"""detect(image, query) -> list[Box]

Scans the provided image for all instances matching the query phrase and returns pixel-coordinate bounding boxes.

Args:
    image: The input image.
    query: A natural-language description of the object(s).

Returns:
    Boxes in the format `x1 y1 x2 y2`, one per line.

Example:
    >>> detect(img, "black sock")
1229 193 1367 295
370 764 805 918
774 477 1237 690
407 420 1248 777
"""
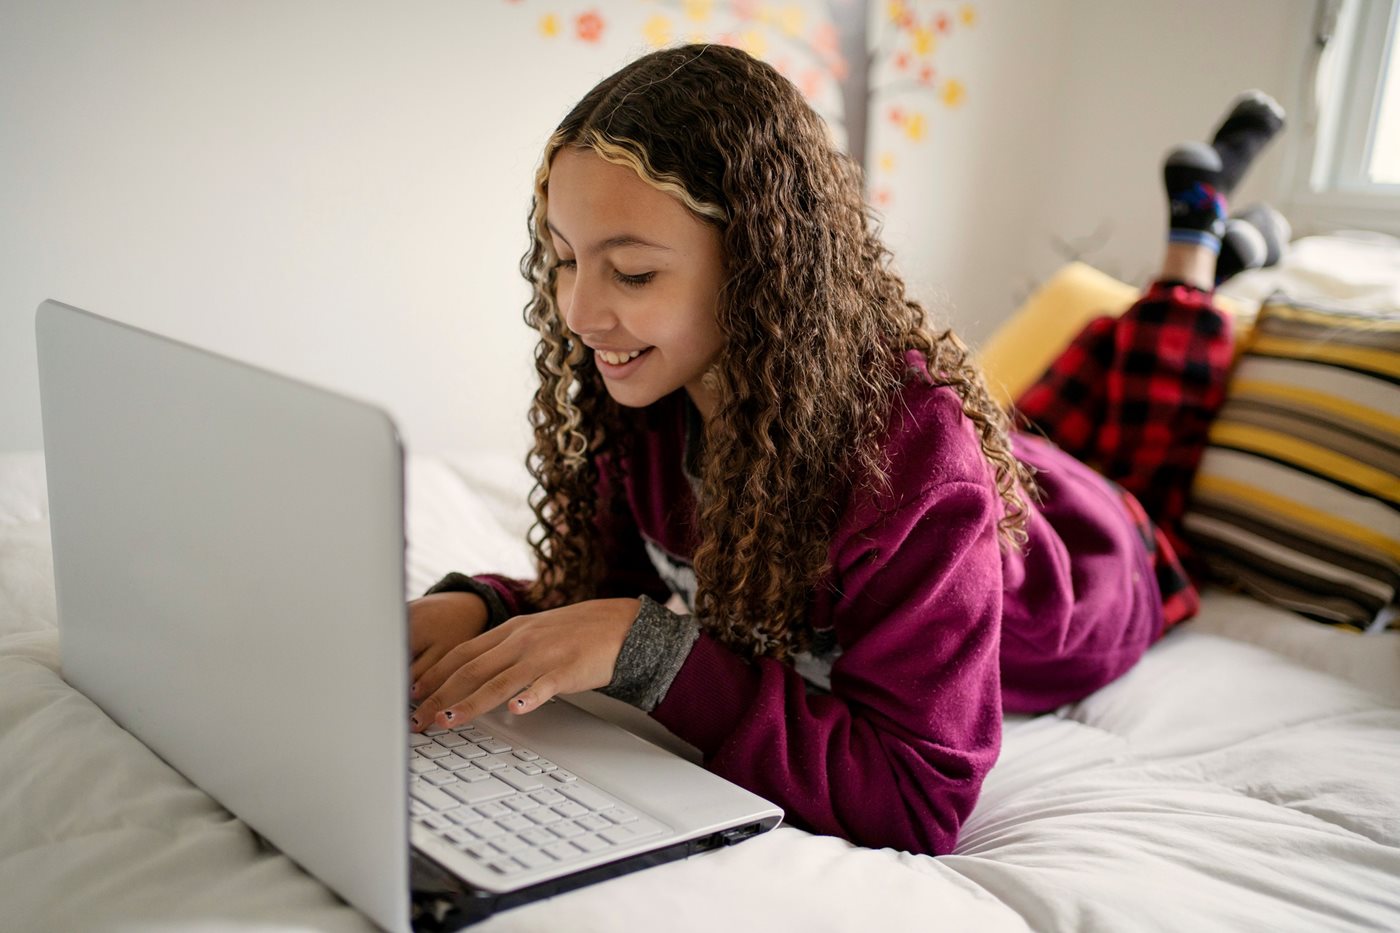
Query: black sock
1211 90 1286 197
1215 203 1292 285
1163 141 1227 253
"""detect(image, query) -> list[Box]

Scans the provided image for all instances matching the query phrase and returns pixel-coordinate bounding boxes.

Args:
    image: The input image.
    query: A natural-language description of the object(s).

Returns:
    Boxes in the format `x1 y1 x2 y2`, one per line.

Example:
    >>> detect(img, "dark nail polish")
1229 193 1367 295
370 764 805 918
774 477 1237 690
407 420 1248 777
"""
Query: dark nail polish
443 710 454 721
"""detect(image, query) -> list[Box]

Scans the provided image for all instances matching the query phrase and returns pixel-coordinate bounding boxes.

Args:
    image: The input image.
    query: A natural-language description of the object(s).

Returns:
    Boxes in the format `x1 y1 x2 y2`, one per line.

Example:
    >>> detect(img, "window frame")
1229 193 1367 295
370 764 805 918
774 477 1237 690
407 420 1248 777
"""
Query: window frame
1285 0 1400 236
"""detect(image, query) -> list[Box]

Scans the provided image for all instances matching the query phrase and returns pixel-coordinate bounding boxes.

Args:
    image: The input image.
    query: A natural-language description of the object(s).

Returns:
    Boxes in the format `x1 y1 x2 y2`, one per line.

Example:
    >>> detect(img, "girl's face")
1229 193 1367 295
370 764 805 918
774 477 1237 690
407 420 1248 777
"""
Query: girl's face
546 147 727 421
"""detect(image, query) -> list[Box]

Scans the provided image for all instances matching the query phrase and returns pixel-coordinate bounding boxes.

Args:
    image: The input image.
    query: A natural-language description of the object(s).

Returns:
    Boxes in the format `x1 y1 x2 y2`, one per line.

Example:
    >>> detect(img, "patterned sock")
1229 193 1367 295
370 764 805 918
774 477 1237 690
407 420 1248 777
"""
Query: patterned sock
1163 141 1227 253
1215 204 1292 285
1211 90 1287 197
1161 91 1286 257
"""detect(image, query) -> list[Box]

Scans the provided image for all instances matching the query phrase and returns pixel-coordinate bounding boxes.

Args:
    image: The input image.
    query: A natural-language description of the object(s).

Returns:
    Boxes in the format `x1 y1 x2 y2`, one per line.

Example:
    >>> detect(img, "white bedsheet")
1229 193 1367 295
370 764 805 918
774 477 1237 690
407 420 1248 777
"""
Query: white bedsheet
2 450 1397 932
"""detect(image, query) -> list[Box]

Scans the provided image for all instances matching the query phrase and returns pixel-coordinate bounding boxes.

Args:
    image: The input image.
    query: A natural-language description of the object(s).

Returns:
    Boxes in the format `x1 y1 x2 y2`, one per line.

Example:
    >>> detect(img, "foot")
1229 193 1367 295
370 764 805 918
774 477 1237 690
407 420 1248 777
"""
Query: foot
1210 91 1287 197
1215 203 1292 285
1161 91 1287 257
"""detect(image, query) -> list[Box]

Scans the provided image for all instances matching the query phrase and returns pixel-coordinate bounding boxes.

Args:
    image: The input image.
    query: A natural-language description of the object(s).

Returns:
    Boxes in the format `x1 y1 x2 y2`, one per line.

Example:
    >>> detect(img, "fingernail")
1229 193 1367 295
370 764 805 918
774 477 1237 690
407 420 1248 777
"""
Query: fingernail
514 697 528 710
443 710 455 721
409 715 419 728
410 681 419 697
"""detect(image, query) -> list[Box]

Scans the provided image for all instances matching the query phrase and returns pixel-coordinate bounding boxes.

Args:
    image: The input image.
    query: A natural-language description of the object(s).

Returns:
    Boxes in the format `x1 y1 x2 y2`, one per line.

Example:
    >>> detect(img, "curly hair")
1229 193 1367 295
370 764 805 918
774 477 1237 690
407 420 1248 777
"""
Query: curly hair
519 44 1036 661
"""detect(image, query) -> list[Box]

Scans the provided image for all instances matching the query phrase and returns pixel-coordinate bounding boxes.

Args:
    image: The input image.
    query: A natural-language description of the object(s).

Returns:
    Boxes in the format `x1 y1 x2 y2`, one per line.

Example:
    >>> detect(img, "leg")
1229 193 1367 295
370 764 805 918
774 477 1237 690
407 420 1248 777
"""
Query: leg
1017 92 1287 623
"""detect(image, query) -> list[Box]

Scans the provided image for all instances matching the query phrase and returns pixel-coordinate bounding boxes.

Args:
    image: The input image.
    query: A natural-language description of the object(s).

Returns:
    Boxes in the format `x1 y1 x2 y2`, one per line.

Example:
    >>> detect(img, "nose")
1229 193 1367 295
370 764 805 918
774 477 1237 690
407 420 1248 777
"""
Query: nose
558 264 614 338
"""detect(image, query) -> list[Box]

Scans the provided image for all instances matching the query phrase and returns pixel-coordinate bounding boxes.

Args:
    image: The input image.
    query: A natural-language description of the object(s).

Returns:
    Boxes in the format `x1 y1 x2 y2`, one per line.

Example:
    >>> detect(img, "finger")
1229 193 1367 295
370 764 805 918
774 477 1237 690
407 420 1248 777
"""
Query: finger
411 624 510 701
409 646 450 686
437 664 539 727
506 675 555 715
411 640 518 731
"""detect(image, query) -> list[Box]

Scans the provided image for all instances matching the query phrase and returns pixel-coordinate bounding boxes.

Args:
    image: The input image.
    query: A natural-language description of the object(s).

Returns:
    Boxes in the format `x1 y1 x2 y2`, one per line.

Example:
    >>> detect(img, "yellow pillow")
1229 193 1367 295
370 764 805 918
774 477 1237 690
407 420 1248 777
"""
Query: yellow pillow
977 262 1249 408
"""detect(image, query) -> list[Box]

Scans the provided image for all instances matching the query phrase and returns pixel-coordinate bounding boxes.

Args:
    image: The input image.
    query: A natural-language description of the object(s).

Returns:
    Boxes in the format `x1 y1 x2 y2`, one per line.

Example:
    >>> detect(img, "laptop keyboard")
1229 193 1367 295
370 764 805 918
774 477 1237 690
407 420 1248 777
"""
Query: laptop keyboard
408 718 667 878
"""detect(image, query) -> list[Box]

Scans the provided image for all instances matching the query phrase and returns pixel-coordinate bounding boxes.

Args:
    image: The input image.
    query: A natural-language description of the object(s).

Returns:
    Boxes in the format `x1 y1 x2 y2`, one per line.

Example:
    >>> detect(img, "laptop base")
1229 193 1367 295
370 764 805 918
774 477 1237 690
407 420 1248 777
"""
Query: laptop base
409 818 779 930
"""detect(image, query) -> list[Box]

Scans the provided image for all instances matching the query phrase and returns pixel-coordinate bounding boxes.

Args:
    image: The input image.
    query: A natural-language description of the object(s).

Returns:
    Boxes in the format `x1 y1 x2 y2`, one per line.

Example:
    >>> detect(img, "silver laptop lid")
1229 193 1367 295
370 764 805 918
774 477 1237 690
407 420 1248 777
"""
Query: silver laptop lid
36 300 412 932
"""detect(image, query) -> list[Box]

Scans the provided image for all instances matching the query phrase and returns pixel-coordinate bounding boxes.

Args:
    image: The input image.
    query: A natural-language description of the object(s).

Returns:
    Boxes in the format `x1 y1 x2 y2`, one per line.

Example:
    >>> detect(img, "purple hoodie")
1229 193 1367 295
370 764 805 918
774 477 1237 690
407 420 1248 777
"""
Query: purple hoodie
428 354 1162 855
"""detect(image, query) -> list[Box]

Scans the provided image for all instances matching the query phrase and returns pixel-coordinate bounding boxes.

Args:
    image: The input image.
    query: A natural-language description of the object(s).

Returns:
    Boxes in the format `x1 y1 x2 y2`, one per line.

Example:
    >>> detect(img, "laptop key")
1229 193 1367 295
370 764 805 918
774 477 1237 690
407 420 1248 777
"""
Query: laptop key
513 848 552 870
479 739 512 754
422 771 456 787
433 733 469 748
497 769 544 792
549 770 578 784
409 733 433 747
548 820 584 839
490 834 527 853
552 802 588 819
555 784 611 811
410 786 457 811
604 807 638 824
474 802 510 819
418 744 454 760
598 824 635 845
486 858 524 875
518 827 555 846
443 777 513 806
574 814 609 831
572 833 610 854
409 758 438 775
542 841 581 861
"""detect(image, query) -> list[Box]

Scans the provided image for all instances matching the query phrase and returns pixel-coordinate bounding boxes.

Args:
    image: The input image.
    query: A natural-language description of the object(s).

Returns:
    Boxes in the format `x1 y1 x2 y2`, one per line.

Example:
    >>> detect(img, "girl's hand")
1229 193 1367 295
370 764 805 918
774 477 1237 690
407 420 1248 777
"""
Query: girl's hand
408 598 641 731
408 592 492 687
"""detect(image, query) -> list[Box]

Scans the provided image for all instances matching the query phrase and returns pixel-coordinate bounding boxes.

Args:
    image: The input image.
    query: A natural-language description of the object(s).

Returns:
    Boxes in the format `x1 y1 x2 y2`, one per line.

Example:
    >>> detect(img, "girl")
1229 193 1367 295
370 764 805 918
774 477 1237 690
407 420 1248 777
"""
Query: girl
406 44 1285 856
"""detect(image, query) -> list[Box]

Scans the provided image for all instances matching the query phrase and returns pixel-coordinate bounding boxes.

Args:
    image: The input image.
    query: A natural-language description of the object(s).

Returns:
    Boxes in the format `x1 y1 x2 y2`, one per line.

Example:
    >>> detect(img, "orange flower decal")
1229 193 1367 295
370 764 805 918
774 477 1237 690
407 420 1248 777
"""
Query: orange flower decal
576 9 605 43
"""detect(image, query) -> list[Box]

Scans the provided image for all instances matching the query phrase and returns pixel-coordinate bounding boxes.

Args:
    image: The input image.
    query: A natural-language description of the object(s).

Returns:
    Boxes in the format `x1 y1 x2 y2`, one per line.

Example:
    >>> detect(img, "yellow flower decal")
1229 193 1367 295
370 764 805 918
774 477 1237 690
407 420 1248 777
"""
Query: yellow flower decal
643 14 672 47
539 13 560 37
879 151 896 173
942 79 966 108
960 4 977 27
684 0 712 23
886 0 907 24
904 112 927 141
778 5 804 36
740 29 767 58
912 27 936 56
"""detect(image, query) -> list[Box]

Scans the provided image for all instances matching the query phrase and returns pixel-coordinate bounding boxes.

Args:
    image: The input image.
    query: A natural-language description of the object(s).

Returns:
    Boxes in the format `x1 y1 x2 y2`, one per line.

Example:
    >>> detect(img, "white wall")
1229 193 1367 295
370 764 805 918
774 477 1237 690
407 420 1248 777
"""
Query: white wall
0 0 1320 458
1 0 664 458
872 0 1316 347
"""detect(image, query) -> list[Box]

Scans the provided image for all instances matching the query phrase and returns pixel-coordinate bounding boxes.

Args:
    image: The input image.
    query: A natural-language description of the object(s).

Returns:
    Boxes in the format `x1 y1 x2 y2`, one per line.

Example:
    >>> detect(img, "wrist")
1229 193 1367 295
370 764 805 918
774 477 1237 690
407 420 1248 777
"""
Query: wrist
599 594 700 712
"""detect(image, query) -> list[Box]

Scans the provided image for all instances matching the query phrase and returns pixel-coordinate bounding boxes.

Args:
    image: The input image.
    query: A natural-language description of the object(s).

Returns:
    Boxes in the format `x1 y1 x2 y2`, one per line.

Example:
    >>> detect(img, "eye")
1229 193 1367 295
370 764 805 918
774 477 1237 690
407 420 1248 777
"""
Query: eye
613 270 656 288
552 258 577 273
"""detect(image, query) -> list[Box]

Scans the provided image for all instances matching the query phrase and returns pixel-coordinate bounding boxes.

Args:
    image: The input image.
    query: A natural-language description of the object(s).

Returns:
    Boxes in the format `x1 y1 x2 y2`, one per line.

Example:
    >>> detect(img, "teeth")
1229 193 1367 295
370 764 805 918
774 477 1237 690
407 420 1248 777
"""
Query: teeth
599 348 646 365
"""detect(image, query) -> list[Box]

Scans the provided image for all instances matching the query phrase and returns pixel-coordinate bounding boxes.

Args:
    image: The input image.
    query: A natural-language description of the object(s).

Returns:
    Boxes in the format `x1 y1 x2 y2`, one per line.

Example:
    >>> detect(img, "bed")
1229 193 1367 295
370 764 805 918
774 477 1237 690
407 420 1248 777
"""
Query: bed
3 441 1398 932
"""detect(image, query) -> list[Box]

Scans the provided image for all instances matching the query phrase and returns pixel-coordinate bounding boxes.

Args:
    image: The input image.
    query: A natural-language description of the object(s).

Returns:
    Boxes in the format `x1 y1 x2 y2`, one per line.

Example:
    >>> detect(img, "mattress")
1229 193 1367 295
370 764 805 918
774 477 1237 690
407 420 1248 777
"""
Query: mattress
2 449 1397 932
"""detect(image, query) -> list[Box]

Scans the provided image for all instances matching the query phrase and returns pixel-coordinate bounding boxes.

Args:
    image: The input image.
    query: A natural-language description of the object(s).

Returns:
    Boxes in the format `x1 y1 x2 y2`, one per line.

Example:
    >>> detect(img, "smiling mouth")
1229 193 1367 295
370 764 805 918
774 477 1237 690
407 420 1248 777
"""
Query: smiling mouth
595 347 654 367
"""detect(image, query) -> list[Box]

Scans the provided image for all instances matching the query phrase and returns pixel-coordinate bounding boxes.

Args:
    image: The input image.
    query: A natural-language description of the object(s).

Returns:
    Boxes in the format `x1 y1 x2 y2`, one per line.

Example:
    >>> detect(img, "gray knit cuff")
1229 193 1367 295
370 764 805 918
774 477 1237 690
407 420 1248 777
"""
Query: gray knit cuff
422 572 512 630
601 594 701 712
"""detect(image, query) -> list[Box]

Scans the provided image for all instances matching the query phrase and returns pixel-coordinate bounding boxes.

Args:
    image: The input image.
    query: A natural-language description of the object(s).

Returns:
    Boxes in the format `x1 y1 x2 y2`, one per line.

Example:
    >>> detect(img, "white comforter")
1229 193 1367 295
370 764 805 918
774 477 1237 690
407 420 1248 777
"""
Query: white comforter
3 450 1398 932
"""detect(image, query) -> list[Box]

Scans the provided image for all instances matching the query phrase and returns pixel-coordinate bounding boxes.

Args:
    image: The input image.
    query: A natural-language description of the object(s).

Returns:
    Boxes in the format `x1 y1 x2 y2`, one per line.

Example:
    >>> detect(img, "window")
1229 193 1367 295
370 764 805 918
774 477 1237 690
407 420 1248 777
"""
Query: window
1286 0 1400 235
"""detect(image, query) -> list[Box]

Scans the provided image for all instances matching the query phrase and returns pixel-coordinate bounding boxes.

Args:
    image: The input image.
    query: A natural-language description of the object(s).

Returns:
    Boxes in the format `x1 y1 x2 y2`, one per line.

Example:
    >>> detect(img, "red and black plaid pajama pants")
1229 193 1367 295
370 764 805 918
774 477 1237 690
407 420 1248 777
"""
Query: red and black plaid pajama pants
1012 280 1236 633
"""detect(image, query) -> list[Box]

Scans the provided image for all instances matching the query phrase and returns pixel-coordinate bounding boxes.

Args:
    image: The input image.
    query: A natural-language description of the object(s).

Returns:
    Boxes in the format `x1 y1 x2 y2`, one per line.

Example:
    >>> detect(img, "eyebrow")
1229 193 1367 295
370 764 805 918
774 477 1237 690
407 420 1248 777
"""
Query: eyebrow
545 221 672 253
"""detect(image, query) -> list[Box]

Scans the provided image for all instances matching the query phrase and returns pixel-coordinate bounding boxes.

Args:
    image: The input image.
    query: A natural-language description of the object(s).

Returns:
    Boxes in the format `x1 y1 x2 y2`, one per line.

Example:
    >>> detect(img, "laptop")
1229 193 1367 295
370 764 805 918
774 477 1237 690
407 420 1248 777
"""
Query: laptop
34 298 783 932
